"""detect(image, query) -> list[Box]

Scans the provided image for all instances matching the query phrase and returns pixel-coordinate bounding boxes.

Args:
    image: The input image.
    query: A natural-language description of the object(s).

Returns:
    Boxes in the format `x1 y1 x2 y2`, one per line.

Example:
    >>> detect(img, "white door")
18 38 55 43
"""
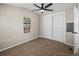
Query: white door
53 13 65 43
74 6 79 54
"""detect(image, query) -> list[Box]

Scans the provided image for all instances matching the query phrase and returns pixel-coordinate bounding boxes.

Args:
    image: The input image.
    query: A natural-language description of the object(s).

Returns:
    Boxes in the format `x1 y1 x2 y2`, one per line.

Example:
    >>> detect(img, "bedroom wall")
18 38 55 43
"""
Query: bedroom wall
40 14 53 39
0 4 40 51
65 8 74 46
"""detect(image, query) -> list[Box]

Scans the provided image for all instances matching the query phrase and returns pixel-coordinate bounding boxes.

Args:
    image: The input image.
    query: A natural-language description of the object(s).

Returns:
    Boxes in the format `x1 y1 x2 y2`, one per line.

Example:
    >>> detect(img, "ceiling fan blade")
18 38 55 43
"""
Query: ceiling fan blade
41 3 44 8
43 9 53 11
32 9 40 11
45 3 53 8
33 4 40 8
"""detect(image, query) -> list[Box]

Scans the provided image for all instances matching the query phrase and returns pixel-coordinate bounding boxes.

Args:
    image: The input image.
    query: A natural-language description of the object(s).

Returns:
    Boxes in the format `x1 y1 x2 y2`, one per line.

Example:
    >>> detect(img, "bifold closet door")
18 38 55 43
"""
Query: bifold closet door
52 13 65 43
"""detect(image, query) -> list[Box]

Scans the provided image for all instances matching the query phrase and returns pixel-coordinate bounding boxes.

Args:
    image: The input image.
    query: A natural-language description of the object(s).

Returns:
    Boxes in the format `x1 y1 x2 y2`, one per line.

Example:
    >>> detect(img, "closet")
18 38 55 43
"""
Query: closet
40 12 65 43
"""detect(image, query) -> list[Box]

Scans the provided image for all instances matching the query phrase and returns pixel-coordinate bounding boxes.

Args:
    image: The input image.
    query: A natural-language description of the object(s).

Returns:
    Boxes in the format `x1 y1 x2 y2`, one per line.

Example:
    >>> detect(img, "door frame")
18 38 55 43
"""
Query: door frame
74 5 79 54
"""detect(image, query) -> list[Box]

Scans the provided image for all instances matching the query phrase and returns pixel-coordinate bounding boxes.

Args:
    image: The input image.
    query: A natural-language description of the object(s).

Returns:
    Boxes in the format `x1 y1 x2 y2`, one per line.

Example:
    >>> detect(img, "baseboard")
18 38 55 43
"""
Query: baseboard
39 37 73 46
0 36 39 52
64 42 74 46
74 48 79 55
39 37 53 40
0 36 73 52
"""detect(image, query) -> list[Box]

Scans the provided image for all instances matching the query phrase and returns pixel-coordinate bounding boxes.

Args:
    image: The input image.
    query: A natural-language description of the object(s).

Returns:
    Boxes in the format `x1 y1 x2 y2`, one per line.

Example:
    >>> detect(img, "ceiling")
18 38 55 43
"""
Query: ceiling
6 3 77 14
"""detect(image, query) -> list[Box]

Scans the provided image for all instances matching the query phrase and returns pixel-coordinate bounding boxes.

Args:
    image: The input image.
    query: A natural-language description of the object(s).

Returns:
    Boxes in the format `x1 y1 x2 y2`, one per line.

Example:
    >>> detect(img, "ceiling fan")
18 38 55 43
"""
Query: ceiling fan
32 3 53 13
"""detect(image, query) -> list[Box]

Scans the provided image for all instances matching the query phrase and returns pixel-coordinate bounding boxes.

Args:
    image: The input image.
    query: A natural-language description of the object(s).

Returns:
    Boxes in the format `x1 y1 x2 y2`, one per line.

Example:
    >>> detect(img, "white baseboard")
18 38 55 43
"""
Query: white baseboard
0 36 39 52
64 42 74 46
77 48 79 55
74 48 79 55
40 37 74 46
0 36 73 52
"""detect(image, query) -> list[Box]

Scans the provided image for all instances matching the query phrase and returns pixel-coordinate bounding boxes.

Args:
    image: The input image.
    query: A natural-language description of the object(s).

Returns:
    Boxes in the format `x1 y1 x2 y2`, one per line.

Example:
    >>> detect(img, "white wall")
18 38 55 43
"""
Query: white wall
65 9 74 46
40 14 53 39
0 4 40 51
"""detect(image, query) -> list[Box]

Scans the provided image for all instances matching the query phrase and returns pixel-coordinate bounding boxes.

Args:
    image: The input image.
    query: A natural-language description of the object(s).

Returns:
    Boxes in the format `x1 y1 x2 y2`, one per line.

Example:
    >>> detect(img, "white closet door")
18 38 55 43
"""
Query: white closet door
53 13 65 43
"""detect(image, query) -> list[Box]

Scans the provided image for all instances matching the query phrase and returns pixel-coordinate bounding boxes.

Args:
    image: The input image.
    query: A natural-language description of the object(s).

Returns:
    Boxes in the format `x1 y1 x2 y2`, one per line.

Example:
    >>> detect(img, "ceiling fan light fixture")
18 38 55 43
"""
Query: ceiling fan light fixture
33 3 53 13
40 9 44 13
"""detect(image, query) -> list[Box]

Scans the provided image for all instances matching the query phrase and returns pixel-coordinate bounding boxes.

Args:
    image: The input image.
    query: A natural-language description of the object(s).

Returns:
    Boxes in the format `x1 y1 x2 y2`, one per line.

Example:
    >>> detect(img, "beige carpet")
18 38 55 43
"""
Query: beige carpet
0 38 73 56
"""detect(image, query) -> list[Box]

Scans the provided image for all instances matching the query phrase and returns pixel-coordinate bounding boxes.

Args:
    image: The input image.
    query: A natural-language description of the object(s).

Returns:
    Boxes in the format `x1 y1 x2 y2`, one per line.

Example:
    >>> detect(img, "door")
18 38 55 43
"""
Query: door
52 12 65 43
74 6 79 54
